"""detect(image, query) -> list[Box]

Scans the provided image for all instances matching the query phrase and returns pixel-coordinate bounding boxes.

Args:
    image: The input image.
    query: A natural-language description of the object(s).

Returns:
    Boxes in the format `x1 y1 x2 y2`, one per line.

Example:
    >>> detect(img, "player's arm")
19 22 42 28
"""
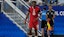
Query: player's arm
26 12 29 19
39 11 42 18
24 12 29 24
36 12 41 19
37 8 41 18
53 11 55 19
46 14 48 19
25 7 30 22
46 13 48 21
25 12 29 21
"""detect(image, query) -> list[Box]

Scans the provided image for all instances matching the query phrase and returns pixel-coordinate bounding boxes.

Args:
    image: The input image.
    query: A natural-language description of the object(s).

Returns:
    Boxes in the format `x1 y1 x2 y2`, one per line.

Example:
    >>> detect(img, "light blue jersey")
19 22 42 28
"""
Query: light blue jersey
41 10 47 20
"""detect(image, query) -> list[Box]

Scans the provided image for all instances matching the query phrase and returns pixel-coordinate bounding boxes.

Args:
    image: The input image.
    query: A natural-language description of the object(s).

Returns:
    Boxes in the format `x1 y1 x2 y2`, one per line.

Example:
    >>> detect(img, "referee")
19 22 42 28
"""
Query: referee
41 7 47 37
46 5 55 37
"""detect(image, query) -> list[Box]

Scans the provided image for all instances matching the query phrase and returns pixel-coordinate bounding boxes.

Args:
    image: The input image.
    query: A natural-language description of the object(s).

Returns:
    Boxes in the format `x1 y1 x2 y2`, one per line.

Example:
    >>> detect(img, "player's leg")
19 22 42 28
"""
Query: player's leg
47 30 50 37
28 22 33 37
41 20 46 37
28 28 32 37
50 20 54 36
28 28 32 35
35 29 38 37
47 21 50 37
34 22 38 37
41 28 44 37
47 20 54 37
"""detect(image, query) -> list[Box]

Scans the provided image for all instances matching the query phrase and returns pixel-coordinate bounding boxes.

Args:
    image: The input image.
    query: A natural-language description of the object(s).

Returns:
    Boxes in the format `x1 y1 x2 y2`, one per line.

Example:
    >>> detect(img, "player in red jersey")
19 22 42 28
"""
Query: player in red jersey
25 1 40 37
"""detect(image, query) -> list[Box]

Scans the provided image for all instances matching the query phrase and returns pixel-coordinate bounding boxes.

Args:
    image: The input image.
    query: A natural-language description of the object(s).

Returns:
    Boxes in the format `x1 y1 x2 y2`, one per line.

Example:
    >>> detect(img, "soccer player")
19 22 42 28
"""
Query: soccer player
41 7 47 37
46 5 55 37
25 1 40 37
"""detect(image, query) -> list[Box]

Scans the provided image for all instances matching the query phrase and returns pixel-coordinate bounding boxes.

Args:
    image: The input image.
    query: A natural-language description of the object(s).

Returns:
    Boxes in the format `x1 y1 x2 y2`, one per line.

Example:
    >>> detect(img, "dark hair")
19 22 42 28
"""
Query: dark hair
32 1 36 4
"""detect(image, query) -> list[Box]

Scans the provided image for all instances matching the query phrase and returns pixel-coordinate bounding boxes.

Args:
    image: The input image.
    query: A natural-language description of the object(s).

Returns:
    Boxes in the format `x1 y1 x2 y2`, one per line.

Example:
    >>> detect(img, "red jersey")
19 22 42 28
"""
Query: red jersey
29 6 40 22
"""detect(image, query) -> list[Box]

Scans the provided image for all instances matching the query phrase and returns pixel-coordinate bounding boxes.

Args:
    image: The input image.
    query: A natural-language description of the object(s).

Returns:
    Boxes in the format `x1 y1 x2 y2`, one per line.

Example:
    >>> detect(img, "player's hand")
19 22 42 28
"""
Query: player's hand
34 18 38 22
24 19 26 24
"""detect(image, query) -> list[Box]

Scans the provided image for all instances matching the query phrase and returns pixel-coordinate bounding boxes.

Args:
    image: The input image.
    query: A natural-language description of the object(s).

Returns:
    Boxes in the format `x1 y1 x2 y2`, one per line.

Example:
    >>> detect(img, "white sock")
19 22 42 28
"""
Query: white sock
35 36 38 37
29 35 32 37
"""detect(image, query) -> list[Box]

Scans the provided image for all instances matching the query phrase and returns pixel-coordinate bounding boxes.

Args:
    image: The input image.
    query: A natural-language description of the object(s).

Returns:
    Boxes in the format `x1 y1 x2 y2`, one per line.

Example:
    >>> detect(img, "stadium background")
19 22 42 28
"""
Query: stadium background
0 0 64 37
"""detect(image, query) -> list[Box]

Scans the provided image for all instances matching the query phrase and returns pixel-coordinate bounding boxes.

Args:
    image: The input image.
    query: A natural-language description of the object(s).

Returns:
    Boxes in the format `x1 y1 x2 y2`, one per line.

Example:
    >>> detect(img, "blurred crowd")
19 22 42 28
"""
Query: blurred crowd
24 0 64 6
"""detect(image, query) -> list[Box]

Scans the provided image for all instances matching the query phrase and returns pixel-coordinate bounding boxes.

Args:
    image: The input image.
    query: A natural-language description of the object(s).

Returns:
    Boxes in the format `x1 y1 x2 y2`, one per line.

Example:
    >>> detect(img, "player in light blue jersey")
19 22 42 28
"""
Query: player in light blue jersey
41 8 47 37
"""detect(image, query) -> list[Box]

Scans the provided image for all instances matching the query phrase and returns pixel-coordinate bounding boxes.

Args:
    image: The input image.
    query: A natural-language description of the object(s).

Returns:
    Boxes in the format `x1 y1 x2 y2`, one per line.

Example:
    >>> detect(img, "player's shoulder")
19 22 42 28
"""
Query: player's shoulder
47 9 55 12
29 6 32 8
52 9 54 12
36 6 40 9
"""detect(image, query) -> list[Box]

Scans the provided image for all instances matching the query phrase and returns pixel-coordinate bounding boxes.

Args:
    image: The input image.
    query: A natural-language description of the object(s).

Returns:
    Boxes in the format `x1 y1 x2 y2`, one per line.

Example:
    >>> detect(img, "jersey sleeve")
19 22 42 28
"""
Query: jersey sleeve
37 7 40 12
38 8 40 12
28 8 30 12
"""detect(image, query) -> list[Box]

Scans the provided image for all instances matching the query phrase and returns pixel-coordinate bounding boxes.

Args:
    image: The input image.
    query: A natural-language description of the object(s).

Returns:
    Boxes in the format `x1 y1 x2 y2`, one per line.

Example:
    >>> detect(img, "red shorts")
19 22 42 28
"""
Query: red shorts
29 20 38 30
